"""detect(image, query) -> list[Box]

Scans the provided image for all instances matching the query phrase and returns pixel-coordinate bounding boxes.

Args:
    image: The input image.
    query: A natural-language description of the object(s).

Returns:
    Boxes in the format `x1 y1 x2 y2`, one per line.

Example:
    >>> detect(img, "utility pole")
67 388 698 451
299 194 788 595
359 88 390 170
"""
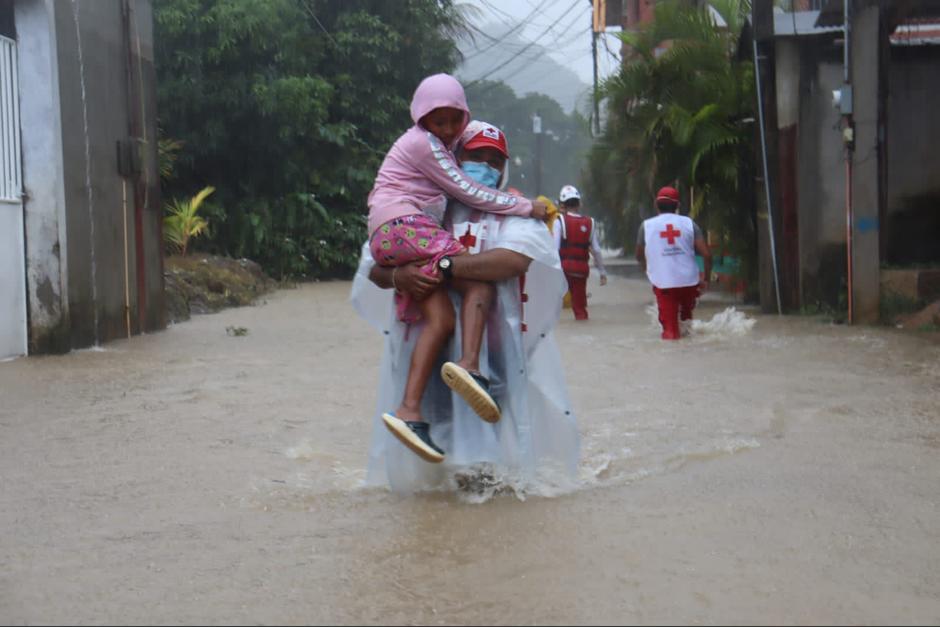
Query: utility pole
592 30 600 135
533 112 543 195
590 0 602 136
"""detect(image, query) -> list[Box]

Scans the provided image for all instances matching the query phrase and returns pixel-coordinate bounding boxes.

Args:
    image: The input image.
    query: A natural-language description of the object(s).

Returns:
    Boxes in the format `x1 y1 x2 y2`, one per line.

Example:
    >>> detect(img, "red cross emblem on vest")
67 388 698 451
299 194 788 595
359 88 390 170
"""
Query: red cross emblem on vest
458 224 477 248
660 224 681 245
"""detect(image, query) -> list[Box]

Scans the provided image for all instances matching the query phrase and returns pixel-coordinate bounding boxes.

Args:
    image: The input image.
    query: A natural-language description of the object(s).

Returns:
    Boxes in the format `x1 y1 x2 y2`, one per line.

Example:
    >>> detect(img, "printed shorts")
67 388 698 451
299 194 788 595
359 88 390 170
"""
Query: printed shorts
369 214 465 323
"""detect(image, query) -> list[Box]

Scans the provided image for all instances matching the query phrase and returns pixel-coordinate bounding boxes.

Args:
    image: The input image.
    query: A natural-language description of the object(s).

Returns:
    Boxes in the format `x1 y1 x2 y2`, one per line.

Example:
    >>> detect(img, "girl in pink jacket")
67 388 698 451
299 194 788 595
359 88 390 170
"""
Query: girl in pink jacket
368 73 546 465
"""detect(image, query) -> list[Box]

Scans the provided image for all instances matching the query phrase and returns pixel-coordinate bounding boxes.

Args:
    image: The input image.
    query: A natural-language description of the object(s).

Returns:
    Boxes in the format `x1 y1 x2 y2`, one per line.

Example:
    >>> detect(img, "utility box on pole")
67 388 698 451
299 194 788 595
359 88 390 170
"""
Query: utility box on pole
533 113 543 196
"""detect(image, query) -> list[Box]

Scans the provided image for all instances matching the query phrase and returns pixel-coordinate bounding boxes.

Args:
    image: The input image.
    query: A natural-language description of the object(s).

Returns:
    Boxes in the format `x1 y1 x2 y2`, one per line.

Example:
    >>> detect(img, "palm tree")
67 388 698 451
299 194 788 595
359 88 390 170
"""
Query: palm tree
164 186 214 256
586 0 756 274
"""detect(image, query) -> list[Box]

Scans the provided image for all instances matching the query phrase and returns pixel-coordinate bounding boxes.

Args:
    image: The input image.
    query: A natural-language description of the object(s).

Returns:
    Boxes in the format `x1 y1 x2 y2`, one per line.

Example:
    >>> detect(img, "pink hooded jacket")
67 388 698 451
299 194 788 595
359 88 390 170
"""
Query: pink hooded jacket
367 74 533 236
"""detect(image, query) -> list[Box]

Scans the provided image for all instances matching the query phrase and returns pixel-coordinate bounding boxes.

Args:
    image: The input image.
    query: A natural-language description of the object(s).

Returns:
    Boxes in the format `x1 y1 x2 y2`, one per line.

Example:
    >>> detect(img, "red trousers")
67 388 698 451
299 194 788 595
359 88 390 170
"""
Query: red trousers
565 274 589 320
653 285 699 340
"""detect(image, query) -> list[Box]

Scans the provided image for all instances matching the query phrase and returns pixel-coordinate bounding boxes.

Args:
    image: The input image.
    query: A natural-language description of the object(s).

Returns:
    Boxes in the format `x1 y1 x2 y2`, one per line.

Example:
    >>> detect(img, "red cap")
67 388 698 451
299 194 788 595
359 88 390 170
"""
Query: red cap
656 186 679 203
463 125 509 158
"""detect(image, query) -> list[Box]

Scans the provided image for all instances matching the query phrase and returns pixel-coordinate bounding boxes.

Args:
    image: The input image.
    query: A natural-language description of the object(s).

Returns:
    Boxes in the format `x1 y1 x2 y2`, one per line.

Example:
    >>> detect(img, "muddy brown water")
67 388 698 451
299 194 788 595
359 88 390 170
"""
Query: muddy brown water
1 277 939 624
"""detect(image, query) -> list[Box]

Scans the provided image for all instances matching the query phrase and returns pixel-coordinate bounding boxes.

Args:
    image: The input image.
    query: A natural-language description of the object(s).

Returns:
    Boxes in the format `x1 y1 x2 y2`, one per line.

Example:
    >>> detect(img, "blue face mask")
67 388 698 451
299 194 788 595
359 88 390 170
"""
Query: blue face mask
461 161 501 188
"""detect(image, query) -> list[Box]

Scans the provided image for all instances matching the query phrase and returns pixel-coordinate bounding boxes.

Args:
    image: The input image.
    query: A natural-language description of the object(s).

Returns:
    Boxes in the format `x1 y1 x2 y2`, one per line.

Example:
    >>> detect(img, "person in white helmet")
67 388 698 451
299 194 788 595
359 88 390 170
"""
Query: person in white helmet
552 185 607 320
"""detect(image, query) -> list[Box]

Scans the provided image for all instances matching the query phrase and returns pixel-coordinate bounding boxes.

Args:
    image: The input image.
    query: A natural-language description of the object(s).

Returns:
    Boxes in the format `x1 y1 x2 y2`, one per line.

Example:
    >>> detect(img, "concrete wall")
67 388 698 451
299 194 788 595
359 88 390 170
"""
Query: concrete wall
773 36 849 311
796 43 847 308
884 45 940 266
18 0 163 352
775 40 801 310
16 0 70 352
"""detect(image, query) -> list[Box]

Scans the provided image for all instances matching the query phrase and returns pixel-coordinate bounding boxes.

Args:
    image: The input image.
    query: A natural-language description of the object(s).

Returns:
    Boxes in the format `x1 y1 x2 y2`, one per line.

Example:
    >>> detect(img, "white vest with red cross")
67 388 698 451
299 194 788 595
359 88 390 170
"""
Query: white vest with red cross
642 213 699 289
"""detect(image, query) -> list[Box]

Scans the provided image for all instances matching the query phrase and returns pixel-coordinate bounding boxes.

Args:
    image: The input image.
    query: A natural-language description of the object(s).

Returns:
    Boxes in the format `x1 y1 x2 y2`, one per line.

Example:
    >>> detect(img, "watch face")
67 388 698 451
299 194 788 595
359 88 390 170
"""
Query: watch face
440 258 451 269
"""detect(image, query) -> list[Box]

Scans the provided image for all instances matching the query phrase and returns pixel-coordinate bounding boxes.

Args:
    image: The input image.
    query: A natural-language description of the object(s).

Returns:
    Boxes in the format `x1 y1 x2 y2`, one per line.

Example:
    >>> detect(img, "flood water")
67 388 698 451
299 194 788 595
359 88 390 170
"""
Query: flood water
2 277 939 624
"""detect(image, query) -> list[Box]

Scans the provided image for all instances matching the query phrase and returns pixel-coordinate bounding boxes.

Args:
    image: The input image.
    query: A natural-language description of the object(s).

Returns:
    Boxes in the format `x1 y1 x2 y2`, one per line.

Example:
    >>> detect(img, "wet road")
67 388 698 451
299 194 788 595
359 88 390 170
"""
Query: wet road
1 277 939 624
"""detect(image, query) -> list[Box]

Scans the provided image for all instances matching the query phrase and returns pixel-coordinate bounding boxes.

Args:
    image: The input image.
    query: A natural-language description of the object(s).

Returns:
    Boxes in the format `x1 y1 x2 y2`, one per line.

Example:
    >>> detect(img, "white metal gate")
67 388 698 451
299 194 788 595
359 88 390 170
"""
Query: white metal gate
0 35 26 359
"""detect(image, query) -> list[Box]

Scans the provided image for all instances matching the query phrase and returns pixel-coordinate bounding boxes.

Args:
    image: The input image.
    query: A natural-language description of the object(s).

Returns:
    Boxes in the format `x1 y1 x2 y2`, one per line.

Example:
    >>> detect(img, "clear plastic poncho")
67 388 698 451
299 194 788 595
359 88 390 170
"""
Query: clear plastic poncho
350 128 579 495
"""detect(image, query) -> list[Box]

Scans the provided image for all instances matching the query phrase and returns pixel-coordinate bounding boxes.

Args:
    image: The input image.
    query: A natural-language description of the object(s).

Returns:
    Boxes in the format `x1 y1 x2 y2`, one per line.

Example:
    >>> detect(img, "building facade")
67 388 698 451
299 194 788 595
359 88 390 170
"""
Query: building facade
1 0 164 359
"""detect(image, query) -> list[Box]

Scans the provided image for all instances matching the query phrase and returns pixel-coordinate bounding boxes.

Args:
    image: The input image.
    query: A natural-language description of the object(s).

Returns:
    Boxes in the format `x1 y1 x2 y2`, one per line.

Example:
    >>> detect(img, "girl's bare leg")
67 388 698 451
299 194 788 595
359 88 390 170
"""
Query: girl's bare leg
395 287 455 422
449 277 495 374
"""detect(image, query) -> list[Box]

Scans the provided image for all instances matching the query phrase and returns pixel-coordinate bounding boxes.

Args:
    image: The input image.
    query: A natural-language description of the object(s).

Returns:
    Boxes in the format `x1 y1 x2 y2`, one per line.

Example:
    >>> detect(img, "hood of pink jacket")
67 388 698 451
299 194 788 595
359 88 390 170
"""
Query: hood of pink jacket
409 73 469 148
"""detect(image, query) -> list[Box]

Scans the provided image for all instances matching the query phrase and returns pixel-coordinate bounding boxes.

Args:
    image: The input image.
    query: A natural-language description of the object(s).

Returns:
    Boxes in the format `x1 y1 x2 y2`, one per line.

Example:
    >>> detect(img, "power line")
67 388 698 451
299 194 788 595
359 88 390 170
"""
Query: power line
465 23 536 49
601 32 621 65
491 21 592 86
464 18 592 61
464 1 587 86
478 0 576 36
461 0 562 61
477 0 520 25
299 1 338 46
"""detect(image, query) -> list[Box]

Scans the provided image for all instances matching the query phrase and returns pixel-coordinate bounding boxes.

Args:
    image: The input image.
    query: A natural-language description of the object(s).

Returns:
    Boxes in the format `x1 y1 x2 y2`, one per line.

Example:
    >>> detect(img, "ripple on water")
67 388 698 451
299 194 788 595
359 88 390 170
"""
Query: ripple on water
271 426 763 507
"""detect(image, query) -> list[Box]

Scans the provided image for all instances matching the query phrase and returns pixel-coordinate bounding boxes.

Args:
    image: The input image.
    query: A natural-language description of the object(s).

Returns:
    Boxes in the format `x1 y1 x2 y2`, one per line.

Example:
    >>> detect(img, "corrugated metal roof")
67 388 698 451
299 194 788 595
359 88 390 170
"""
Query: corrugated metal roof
774 9 843 36
890 19 940 44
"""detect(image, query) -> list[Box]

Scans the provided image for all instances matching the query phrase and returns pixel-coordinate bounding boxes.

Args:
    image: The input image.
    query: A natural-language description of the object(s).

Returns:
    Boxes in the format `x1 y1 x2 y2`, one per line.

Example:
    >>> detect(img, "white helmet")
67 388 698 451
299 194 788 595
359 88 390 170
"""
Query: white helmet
559 185 581 203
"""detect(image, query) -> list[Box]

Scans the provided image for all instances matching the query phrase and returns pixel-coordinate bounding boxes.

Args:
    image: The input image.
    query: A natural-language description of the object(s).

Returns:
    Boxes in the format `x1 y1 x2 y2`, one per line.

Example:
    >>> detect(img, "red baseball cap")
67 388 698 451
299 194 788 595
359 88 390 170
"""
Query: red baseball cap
656 186 680 203
463 125 509 158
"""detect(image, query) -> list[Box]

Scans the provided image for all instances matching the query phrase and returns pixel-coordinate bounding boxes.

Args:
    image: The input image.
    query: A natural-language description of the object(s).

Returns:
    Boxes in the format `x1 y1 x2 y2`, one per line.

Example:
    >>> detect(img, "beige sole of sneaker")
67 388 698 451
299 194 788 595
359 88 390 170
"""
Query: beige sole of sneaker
381 413 444 463
440 362 501 423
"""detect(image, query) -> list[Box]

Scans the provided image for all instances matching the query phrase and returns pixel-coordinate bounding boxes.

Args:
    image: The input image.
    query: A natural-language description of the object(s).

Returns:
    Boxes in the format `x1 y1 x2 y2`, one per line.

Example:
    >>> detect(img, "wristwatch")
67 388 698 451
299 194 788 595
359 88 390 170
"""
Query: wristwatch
437 256 454 279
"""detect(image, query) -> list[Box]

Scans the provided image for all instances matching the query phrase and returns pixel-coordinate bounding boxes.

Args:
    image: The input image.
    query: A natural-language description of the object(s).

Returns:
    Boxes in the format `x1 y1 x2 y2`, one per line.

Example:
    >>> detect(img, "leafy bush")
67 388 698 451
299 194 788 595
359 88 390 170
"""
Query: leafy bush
154 0 463 279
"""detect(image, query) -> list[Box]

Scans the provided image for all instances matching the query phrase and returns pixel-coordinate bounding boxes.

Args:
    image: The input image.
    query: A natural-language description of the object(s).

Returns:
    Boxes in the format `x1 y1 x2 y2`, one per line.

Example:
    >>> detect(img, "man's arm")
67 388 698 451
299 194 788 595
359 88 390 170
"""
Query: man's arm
694 237 712 290
589 219 608 285
635 222 646 271
450 248 532 282
369 248 533 296
368 262 441 301
368 264 394 290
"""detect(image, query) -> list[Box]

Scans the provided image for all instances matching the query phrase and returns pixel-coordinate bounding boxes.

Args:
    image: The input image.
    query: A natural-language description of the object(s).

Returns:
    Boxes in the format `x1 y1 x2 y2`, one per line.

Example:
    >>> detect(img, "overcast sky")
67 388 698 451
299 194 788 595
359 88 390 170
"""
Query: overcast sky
457 0 624 87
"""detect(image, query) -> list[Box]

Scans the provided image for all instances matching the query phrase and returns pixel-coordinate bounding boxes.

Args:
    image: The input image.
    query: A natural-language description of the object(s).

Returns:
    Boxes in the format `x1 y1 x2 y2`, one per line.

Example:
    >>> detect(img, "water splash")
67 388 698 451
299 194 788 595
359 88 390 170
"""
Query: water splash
689 307 756 338
646 305 756 340
76 346 108 353
70 0 99 345
451 463 583 504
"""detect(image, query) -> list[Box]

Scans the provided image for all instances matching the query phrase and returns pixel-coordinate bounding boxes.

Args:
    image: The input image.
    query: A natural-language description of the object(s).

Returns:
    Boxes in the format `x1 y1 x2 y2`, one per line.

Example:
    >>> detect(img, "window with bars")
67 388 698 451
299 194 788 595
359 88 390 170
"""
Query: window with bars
0 36 21 203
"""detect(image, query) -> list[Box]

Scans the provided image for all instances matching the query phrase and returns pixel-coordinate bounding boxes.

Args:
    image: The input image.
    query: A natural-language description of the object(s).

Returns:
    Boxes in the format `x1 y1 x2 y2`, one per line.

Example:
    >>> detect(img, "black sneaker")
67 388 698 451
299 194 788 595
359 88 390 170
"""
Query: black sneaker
381 413 445 463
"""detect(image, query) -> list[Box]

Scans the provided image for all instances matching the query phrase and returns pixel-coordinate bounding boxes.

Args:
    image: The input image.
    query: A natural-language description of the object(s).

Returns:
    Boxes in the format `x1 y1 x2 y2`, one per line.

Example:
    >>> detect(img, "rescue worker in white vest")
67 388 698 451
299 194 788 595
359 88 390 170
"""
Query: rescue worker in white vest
552 185 607 321
635 186 712 340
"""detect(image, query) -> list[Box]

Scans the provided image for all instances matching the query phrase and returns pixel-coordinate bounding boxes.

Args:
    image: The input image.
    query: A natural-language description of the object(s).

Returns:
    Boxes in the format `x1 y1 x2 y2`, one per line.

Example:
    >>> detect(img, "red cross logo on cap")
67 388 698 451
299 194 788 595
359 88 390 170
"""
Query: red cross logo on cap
660 224 681 245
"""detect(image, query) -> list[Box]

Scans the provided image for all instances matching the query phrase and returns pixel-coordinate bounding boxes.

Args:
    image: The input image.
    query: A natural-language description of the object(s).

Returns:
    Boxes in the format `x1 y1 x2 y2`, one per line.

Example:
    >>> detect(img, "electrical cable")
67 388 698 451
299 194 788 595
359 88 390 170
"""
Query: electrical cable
464 1 588 86
461 0 562 61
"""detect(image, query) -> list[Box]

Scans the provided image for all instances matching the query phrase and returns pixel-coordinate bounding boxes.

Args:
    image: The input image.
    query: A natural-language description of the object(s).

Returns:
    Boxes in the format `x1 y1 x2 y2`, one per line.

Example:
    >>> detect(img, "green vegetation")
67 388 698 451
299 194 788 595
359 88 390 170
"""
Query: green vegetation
163 186 214 255
154 0 467 279
463 81 593 199
585 0 756 275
